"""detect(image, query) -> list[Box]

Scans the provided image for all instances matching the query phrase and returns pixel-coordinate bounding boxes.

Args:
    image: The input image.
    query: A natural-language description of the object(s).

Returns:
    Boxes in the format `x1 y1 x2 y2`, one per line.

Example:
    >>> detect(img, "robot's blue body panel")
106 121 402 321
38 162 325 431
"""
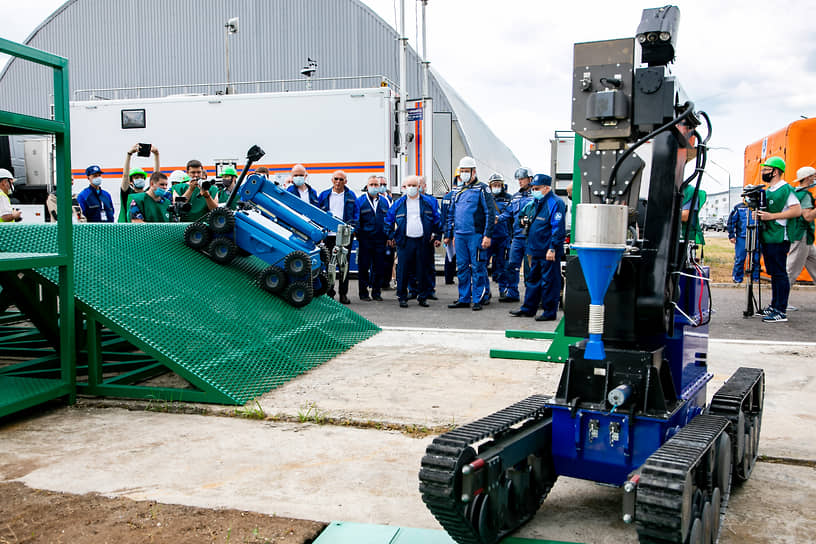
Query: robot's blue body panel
232 211 322 273
550 267 711 486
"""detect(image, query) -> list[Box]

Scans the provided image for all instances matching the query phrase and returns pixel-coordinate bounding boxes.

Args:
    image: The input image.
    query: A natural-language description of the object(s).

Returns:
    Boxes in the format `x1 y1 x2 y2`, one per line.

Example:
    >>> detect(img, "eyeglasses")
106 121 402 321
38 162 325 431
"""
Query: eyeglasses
334 177 346 181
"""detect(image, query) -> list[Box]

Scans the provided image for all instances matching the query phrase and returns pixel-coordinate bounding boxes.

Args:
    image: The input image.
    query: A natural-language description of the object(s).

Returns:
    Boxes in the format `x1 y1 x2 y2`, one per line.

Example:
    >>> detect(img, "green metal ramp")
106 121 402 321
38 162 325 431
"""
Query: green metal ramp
0 224 378 405
313 521 581 544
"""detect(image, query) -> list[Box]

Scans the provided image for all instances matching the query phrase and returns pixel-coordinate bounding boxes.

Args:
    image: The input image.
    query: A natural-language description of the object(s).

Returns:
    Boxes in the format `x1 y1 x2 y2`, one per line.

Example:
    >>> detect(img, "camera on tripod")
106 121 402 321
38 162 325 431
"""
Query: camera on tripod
167 195 191 222
741 184 766 210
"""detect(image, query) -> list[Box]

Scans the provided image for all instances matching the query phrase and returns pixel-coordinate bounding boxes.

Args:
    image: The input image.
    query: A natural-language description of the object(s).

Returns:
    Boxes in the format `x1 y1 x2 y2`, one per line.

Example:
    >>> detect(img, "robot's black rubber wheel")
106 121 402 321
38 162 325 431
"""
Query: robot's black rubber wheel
184 222 211 250
208 207 235 234
260 265 287 294
284 251 311 278
320 245 331 265
283 280 313 308
313 271 329 297
208 237 237 265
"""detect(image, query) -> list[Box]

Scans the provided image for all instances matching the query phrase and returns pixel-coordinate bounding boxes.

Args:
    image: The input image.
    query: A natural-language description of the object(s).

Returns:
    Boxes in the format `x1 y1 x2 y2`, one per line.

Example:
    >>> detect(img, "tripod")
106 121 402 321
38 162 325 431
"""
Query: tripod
743 209 763 317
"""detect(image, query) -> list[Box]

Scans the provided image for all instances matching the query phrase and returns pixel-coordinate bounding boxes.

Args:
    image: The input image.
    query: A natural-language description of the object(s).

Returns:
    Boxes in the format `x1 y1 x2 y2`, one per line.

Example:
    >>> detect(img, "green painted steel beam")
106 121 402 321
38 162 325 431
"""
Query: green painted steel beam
493 319 581 363
77 383 228 404
103 363 167 386
312 521 581 544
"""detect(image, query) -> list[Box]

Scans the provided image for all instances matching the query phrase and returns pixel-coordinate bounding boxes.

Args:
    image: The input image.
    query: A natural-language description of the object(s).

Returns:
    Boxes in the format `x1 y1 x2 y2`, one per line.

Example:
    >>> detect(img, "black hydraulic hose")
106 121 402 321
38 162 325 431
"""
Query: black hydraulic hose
606 101 697 203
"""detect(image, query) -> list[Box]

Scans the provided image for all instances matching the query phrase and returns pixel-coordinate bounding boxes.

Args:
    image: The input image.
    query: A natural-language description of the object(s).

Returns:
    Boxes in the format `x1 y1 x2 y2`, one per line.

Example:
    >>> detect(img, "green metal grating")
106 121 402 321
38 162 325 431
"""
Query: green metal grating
0 224 379 405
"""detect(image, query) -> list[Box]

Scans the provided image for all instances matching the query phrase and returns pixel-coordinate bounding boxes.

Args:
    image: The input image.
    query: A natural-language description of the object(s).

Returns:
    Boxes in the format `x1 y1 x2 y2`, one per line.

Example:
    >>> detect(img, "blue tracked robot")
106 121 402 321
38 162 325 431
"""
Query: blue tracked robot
419 7 764 544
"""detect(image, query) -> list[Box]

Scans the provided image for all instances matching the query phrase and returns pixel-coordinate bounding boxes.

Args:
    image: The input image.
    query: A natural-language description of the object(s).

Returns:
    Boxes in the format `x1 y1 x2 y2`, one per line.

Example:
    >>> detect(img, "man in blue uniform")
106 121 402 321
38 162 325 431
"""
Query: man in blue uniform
727 200 759 283
77 165 114 222
510 174 566 321
486 173 513 302
385 176 442 308
286 164 319 206
356 175 390 301
497 167 534 302
445 156 495 311
318 170 359 304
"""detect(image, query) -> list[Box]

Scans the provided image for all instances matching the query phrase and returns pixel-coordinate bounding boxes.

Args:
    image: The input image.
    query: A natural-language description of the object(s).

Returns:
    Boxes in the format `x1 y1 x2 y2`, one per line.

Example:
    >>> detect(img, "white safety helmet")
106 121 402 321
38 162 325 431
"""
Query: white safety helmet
0 168 14 181
168 169 190 184
458 156 477 170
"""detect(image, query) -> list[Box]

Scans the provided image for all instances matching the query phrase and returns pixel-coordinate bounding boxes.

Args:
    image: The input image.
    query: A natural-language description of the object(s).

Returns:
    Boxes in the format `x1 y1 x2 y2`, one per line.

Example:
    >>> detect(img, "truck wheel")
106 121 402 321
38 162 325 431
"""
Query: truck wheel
260 266 287 294
184 223 211 250
283 281 313 308
313 271 329 297
208 238 237 265
208 208 235 234
284 251 311 278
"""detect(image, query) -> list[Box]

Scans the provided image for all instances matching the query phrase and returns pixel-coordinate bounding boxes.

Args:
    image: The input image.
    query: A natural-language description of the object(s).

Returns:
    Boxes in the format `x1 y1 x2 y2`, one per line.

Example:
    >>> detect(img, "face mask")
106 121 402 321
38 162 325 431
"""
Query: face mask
368 186 379 197
491 186 502 194
532 189 545 200
379 185 387 194
406 186 419 197
154 187 168 199
761 171 774 183
293 176 306 187
133 178 146 190
460 172 472 184
91 177 102 187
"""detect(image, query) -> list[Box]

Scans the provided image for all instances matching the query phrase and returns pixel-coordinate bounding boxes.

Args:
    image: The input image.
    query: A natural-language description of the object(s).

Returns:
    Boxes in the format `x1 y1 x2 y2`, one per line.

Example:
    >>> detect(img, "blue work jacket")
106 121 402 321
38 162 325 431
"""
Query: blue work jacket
498 187 533 239
491 191 513 242
355 193 390 241
386 195 442 247
440 188 456 233
286 184 319 206
77 186 114 222
524 191 567 258
446 180 495 239
727 203 755 239
318 187 359 229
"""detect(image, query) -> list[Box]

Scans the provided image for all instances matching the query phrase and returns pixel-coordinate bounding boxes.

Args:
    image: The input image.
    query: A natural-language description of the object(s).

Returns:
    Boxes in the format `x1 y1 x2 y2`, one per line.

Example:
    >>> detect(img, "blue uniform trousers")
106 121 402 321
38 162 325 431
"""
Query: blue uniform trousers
397 237 431 302
487 237 510 298
357 238 385 298
762 241 791 313
455 233 489 304
407 241 437 297
520 252 561 317
733 236 760 283
504 237 527 299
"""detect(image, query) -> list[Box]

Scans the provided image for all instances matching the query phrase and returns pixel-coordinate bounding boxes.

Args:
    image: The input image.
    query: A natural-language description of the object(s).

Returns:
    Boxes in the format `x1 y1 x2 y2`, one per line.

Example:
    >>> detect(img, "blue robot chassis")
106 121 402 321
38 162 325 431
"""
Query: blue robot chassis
419 7 764 544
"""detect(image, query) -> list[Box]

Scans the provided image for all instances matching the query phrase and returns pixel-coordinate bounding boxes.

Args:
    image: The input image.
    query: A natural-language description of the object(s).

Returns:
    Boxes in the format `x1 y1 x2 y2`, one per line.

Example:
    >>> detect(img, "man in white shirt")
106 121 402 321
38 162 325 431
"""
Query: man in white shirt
0 169 21 223
318 170 359 304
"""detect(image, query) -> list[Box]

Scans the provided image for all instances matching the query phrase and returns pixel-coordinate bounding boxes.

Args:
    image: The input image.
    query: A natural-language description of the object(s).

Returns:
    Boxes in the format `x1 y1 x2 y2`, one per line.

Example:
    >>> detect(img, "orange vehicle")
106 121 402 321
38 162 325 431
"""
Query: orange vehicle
744 117 816 282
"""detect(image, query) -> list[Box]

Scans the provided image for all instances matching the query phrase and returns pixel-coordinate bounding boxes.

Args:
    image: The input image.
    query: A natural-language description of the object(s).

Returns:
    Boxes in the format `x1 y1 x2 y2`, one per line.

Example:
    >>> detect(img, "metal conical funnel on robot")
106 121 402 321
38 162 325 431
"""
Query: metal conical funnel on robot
572 204 629 360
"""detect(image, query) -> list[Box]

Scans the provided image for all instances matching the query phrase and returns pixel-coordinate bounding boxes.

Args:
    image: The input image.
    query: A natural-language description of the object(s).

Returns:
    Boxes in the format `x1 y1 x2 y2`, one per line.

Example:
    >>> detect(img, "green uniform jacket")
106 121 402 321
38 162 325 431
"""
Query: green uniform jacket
171 183 219 222
790 190 815 244
129 192 171 223
761 182 795 244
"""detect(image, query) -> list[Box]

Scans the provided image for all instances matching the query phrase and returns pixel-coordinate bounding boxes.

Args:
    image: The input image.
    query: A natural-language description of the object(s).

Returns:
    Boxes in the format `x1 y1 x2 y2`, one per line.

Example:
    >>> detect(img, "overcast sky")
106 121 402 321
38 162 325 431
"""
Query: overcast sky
3 0 815 195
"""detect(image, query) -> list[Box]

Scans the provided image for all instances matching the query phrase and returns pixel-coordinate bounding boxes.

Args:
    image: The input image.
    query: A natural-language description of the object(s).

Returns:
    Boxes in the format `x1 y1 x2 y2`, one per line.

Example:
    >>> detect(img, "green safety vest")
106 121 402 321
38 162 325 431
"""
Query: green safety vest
172 183 219 222
129 192 170 223
761 182 794 244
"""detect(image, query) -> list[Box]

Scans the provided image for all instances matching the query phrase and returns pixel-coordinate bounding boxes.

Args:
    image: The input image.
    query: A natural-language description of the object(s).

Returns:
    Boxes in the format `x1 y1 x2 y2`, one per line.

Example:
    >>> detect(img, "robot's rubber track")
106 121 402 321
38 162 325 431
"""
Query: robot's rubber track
635 414 730 543
418 394 552 544
709 367 764 481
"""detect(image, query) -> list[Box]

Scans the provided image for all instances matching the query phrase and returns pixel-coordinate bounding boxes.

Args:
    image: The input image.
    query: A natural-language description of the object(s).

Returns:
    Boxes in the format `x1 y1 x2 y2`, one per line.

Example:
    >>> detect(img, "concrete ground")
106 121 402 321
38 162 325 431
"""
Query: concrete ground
1 282 815 543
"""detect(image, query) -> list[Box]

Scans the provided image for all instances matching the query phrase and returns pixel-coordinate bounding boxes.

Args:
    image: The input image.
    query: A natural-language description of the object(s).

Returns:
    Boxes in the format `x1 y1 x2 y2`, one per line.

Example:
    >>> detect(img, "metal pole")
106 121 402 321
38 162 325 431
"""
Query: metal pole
421 0 429 99
399 0 408 183
224 28 231 94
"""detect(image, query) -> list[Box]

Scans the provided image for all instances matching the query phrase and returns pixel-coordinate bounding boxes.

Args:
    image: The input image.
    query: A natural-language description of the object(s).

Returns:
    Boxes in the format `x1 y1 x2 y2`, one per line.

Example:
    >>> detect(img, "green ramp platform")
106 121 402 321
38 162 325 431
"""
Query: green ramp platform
313 521 581 544
0 224 378 405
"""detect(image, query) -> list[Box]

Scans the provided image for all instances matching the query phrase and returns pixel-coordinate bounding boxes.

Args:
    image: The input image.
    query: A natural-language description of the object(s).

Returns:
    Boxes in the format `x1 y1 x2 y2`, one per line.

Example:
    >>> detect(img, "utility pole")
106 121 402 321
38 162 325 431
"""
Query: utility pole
421 0 429 99
224 17 239 94
398 0 408 184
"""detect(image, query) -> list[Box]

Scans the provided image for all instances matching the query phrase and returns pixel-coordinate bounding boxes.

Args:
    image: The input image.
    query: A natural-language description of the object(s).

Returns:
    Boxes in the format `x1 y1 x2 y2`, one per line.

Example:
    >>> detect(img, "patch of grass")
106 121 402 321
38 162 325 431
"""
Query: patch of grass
234 400 266 420
700 236 737 283
297 402 325 424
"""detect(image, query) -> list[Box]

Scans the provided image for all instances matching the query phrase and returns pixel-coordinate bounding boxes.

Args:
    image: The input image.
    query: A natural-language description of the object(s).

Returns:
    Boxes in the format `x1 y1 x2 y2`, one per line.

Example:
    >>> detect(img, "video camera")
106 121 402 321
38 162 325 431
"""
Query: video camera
200 178 227 192
167 195 192 222
741 184 766 210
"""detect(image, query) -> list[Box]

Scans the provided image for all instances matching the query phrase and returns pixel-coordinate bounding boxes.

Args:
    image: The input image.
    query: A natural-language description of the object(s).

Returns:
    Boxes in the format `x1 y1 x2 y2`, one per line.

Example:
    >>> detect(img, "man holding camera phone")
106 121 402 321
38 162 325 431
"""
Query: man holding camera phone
756 156 801 323
119 143 160 222
171 159 219 222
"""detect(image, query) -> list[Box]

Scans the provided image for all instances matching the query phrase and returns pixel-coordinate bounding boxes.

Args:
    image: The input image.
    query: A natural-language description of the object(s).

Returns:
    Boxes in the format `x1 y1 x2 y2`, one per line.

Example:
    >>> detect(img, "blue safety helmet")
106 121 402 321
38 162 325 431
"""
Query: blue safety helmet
514 167 532 180
531 174 552 187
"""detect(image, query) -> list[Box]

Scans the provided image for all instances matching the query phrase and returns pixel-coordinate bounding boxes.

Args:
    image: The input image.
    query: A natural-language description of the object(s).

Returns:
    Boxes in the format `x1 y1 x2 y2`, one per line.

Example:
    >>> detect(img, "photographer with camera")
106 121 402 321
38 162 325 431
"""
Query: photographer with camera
119 144 159 222
172 160 219 221
786 167 816 302
755 156 801 323
129 172 171 223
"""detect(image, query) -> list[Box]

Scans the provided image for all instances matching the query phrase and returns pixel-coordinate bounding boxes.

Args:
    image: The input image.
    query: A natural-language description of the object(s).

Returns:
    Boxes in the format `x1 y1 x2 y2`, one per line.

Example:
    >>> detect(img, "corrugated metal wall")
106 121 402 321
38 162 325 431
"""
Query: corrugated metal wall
0 0 450 115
